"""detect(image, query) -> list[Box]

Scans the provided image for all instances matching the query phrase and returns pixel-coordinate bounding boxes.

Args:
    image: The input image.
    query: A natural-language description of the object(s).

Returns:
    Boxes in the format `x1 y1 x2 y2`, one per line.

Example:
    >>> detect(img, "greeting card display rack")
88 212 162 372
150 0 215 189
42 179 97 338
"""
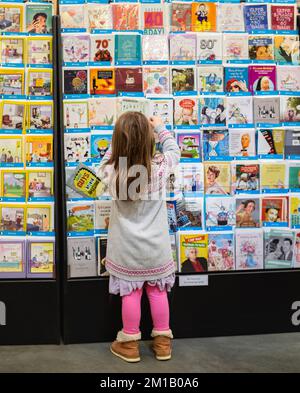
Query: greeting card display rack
0 16 60 345
55 5 300 343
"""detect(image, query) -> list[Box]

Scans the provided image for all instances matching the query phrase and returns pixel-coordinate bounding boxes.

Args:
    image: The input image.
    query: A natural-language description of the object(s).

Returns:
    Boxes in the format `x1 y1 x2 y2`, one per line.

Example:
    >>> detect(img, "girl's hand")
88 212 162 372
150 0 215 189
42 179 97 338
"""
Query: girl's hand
149 116 164 129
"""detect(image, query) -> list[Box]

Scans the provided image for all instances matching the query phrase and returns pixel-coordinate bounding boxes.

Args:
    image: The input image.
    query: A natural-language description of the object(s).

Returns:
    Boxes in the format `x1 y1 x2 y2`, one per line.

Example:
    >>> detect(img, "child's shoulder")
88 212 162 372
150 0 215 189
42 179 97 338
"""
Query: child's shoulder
152 152 165 166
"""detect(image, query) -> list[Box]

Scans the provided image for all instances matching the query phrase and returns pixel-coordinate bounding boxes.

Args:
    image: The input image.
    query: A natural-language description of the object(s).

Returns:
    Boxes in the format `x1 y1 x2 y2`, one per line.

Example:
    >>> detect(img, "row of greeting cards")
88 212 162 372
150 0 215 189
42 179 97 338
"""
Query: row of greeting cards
64 229 300 278
56 1 298 34
61 32 300 67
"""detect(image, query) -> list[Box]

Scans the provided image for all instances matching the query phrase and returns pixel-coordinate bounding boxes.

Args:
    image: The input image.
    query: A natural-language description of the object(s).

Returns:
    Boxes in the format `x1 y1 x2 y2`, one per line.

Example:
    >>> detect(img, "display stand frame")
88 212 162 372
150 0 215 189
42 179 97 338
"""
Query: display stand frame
57 15 300 344
0 17 61 345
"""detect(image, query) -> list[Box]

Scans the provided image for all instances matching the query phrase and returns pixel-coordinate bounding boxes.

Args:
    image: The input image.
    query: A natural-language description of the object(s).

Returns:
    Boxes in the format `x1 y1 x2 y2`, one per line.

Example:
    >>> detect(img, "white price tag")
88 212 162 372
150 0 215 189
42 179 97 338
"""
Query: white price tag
179 275 208 287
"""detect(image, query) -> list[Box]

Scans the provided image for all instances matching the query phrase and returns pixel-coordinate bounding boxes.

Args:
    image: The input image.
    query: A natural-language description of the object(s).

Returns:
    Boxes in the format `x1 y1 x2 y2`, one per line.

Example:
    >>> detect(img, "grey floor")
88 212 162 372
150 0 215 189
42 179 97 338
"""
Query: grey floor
1 333 300 373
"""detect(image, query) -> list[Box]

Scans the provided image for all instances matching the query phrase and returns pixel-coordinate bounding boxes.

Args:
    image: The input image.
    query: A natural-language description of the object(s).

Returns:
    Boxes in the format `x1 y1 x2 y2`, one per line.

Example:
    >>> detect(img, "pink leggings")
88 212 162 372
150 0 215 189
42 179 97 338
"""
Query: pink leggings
122 284 170 335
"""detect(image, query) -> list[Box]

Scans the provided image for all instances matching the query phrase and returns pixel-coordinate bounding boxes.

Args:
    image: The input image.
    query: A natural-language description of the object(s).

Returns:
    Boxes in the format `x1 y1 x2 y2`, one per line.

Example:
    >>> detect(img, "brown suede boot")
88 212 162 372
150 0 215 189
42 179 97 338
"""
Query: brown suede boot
151 329 173 361
110 331 141 363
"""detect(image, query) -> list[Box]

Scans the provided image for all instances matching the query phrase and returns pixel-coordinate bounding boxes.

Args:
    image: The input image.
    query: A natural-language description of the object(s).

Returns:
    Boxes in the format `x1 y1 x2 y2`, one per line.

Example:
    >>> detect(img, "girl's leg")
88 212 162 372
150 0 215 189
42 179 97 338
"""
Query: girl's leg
145 284 170 332
122 288 143 335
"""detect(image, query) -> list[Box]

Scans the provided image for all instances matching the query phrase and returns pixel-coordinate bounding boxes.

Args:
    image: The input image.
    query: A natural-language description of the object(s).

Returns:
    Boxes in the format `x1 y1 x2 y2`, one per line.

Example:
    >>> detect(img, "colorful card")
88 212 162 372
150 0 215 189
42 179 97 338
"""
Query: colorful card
64 69 88 96
170 2 192 32
0 69 24 96
0 37 24 64
174 97 198 127
27 69 52 97
115 34 141 65
199 96 226 125
224 66 249 93
27 240 54 278
280 96 300 123
67 201 95 233
175 197 203 230
27 37 52 65
87 3 112 31
95 199 111 232
177 132 201 163
28 170 53 200
1 101 25 130
235 229 264 270
290 196 300 228
191 2 217 33
90 68 115 95
179 232 208 273
232 163 260 194
117 97 148 116
88 98 116 128
26 3 52 34
115 67 142 94
208 233 234 271
143 67 169 95
261 196 288 226
171 67 196 94
243 4 268 33
277 66 300 91
198 65 223 93
229 128 256 158
64 101 88 129
274 35 299 65
62 34 89 64
141 3 165 35
197 32 222 61
248 35 274 62
169 33 196 62
64 134 90 163
26 204 52 233
1 170 26 200
0 4 24 33
0 240 25 277
0 204 25 232
203 129 229 160
257 129 284 157
112 3 139 31
179 163 204 196
0 136 23 166
205 196 235 230
236 197 260 228
223 33 249 61
261 162 287 191
147 99 173 129
253 96 280 125
227 96 253 126
289 163 300 191
25 135 53 165
28 102 53 131
249 65 276 93
90 35 114 65
204 162 231 195
91 133 112 161
270 4 296 31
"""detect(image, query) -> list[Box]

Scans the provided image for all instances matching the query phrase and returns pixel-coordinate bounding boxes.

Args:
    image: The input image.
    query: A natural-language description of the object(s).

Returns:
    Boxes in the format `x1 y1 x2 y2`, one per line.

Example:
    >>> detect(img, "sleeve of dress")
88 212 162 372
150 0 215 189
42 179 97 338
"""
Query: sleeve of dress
96 145 112 184
155 124 181 170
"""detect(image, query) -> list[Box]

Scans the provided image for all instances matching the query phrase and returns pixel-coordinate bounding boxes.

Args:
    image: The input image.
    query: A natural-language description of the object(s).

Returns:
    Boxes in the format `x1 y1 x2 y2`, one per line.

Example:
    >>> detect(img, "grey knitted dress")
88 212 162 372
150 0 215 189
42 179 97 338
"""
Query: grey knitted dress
97 125 180 296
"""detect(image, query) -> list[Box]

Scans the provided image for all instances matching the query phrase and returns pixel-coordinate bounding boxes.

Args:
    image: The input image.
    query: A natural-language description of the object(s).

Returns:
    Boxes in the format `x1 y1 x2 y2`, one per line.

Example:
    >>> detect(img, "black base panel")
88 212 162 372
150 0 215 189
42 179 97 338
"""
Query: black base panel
63 271 300 344
0 281 60 345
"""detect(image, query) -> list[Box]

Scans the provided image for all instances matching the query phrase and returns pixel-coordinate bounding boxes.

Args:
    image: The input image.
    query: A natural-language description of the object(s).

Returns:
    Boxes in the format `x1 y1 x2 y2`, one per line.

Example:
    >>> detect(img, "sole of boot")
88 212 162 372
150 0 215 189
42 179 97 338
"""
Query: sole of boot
110 347 141 363
155 353 172 361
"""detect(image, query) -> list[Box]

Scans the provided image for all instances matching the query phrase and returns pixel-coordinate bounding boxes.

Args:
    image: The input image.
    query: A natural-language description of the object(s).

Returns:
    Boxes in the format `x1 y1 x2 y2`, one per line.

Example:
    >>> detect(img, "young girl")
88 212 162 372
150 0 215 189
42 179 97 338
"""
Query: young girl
98 112 180 363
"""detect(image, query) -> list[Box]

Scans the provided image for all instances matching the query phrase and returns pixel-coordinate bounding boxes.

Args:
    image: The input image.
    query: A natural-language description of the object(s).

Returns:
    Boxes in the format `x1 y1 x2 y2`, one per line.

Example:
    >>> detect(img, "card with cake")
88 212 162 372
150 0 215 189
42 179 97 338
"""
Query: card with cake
235 229 264 270
175 197 203 230
90 34 114 66
197 32 222 62
141 3 165 35
116 67 143 95
205 196 235 230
